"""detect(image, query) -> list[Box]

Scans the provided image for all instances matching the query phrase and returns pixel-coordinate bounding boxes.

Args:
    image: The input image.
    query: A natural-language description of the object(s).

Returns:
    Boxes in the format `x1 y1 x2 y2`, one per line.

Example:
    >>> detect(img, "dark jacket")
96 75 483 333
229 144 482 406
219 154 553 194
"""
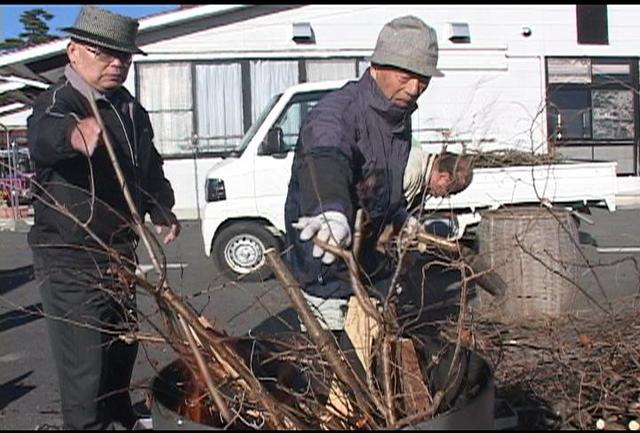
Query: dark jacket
27 65 175 259
284 69 416 299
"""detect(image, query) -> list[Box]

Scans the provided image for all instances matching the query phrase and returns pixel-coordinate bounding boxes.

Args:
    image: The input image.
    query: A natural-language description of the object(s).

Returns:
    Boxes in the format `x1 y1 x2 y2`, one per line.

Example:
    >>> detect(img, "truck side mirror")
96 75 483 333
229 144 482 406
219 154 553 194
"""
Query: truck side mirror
260 127 285 155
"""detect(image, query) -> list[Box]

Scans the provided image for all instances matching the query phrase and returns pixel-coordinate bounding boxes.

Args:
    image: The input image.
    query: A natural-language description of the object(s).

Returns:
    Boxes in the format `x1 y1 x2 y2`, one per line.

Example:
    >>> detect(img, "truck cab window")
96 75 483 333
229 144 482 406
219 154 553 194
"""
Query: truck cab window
271 90 333 153
276 100 318 151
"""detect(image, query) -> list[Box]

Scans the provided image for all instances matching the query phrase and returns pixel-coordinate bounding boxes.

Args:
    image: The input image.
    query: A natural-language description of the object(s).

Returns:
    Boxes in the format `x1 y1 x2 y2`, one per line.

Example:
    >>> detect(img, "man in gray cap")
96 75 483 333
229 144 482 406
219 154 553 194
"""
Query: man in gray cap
27 5 180 429
284 16 449 334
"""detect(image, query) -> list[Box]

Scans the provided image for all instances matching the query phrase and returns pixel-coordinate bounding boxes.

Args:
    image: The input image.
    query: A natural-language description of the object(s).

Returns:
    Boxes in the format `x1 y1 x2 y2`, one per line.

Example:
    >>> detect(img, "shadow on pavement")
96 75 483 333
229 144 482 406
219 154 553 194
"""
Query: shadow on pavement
251 306 301 335
0 302 43 332
0 371 36 411
0 265 35 296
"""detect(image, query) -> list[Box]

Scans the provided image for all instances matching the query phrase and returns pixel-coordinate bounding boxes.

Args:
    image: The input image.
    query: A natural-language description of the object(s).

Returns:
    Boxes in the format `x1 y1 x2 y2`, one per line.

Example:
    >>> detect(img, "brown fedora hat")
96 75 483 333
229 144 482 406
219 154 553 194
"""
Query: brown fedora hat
61 5 146 55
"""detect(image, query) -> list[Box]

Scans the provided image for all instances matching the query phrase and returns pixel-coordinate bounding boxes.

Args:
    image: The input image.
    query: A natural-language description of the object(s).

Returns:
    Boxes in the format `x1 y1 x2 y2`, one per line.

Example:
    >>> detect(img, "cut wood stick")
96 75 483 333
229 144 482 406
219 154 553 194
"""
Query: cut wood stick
325 377 354 420
392 390 444 430
382 335 397 425
414 229 507 299
344 296 380 391
398 337 431 414
312 238 384 325
86 94 239 423
86 93 306 429
85 94 166 281
178 315 233 424
127 269 301 429
352 208 365 260
264 248 383 428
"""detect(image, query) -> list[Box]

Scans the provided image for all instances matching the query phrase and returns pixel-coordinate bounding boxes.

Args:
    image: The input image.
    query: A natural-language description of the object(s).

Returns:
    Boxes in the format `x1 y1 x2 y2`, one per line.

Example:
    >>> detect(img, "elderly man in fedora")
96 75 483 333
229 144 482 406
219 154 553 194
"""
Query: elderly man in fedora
284 15 450 336
27 5 180 430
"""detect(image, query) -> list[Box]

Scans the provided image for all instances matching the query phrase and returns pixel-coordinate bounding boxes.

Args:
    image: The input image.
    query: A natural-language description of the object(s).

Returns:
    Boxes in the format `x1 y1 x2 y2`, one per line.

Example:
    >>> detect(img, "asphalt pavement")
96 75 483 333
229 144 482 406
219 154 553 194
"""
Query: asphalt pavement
1 207 639 430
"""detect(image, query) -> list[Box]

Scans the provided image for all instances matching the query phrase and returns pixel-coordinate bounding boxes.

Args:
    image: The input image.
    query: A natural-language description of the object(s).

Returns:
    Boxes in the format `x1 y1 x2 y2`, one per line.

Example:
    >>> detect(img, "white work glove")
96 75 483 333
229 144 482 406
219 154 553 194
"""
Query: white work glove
292 211 352 264
404 215 428 252
403 215 421 235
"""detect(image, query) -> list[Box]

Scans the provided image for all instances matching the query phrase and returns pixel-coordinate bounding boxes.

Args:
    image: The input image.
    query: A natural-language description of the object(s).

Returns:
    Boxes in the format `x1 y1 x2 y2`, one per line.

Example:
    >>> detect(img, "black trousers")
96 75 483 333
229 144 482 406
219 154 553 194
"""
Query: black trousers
33 249 139 430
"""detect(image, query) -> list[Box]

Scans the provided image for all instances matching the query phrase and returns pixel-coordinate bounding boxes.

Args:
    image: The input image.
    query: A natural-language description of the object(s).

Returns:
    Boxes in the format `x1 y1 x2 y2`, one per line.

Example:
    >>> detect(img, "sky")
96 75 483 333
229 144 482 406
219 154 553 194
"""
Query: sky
0 5 179 40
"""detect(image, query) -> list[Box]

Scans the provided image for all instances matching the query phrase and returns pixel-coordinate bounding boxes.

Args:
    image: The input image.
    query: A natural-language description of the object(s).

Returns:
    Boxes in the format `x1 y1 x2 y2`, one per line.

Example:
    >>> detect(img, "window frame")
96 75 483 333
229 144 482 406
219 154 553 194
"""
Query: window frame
546 56 639 146
546 56 640 175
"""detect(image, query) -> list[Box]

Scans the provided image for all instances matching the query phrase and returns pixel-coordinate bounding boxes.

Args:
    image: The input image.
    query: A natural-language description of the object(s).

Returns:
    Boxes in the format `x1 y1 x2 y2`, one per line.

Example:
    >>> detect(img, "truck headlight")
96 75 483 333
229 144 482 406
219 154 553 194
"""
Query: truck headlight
205 178 226 202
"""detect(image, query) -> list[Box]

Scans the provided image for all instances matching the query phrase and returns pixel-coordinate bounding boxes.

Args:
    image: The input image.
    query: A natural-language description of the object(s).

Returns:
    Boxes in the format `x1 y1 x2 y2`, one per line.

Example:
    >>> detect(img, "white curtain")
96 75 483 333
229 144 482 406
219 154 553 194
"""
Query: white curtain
250 60 299 123
195 63 244 151
306 59 357 82
138 63 193 155
147 112 193 155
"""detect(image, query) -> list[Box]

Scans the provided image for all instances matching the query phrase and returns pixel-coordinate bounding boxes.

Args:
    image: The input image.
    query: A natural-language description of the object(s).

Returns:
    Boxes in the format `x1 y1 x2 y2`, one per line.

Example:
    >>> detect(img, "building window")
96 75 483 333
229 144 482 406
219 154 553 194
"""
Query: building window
137 62 193 156
546 57 639 174
137 57 366 158
306 59 357 82
547 57 636 143
195 63 244 152
576 5 608 45
249 60 299 124
591 90 634 139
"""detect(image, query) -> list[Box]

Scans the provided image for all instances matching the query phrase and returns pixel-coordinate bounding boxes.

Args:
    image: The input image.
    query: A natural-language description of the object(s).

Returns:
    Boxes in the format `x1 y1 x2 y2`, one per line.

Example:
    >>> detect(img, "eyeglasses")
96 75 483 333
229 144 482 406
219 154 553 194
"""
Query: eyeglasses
83 44 132 65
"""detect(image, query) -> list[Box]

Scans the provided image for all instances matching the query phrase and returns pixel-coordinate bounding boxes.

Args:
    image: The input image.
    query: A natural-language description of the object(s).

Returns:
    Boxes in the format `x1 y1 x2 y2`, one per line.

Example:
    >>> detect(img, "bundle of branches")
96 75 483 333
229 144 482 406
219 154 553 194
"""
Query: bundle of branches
441 302 640 430
468 149 565 168
70 92 501 430
119 220 495 429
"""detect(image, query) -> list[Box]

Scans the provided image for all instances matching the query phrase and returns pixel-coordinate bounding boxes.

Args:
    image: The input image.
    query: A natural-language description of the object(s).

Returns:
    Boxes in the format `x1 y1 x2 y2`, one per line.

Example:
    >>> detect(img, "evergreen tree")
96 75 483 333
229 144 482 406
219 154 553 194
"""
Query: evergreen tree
0 38 26 50
0 8 57 50
19 8 56 44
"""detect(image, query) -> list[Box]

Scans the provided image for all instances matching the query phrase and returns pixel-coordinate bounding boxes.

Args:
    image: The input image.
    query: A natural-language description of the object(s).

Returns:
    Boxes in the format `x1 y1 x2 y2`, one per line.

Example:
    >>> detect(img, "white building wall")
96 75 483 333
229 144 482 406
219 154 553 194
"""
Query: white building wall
135 5 640 152
128 4 640 217
139 5 640 56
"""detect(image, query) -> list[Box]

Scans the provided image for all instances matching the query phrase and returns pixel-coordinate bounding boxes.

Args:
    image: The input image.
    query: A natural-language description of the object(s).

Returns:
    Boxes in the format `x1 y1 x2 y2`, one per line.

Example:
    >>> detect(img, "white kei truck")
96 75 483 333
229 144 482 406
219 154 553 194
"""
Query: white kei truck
200 80 617 281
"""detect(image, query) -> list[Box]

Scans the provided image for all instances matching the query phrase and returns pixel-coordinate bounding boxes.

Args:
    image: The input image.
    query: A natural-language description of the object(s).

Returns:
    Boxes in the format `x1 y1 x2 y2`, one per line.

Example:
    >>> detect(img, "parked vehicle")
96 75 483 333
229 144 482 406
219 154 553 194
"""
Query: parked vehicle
201 80 617 280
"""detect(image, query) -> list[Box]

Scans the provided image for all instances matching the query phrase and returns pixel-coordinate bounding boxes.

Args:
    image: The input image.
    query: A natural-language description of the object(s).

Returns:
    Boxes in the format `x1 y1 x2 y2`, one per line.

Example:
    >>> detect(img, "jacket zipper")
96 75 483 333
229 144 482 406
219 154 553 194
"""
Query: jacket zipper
108 101 137 167
108 101 143 217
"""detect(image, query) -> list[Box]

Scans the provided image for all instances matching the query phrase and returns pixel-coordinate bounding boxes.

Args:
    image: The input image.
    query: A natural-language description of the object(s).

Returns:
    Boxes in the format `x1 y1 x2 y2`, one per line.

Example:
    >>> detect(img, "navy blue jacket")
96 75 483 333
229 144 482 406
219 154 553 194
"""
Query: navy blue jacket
284 69 416 299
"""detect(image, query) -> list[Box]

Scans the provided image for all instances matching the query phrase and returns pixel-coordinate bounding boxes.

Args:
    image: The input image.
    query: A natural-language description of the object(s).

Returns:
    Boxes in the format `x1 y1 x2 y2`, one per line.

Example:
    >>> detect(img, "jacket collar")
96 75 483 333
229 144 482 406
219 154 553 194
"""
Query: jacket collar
361 68 417 131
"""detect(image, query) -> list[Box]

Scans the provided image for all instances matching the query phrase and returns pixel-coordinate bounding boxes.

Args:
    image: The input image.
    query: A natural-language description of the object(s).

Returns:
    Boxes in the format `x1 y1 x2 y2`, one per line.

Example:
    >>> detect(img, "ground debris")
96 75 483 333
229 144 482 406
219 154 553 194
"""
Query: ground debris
442 301 640 430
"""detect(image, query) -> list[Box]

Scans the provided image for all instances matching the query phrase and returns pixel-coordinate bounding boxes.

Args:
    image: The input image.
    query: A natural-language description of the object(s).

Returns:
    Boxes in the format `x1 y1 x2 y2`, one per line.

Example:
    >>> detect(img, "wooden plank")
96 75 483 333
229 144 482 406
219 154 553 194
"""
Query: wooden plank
344 296 380 373
399 337 431 414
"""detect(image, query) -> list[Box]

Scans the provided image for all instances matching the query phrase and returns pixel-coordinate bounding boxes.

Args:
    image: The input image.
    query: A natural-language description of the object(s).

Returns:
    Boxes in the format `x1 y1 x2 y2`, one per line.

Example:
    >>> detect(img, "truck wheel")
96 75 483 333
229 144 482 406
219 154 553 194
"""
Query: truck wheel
212 222 280 282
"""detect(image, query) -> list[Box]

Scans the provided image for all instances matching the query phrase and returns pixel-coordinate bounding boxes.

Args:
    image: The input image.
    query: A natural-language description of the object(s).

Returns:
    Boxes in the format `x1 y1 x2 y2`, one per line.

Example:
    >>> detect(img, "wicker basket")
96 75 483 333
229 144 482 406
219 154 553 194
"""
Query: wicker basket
475 207 581 322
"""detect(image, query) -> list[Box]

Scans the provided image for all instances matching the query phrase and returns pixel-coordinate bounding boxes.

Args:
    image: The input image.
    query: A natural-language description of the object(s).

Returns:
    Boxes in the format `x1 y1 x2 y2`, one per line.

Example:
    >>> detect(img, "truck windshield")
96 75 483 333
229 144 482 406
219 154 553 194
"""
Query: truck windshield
234 93 282 155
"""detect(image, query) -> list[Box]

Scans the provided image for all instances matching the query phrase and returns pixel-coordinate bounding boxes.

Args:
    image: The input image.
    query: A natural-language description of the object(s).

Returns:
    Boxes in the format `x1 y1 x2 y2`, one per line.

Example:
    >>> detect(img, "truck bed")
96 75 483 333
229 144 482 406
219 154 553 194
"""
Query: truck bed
424 160 618 212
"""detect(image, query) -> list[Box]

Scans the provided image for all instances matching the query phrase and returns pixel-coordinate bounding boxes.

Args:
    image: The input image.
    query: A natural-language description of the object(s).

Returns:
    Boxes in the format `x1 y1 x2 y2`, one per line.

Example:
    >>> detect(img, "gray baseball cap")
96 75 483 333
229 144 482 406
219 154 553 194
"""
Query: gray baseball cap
61 5 146 55
369 15 444 78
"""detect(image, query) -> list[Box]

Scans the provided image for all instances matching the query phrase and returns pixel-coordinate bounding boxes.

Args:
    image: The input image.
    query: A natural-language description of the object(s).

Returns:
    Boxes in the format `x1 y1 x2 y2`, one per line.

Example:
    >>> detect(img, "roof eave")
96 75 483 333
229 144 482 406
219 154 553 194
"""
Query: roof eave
0 4 251 68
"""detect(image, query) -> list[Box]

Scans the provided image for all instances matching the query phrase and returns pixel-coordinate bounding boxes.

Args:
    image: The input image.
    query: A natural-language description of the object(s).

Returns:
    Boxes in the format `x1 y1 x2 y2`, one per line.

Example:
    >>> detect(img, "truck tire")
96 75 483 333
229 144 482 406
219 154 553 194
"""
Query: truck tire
212 222 280 282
